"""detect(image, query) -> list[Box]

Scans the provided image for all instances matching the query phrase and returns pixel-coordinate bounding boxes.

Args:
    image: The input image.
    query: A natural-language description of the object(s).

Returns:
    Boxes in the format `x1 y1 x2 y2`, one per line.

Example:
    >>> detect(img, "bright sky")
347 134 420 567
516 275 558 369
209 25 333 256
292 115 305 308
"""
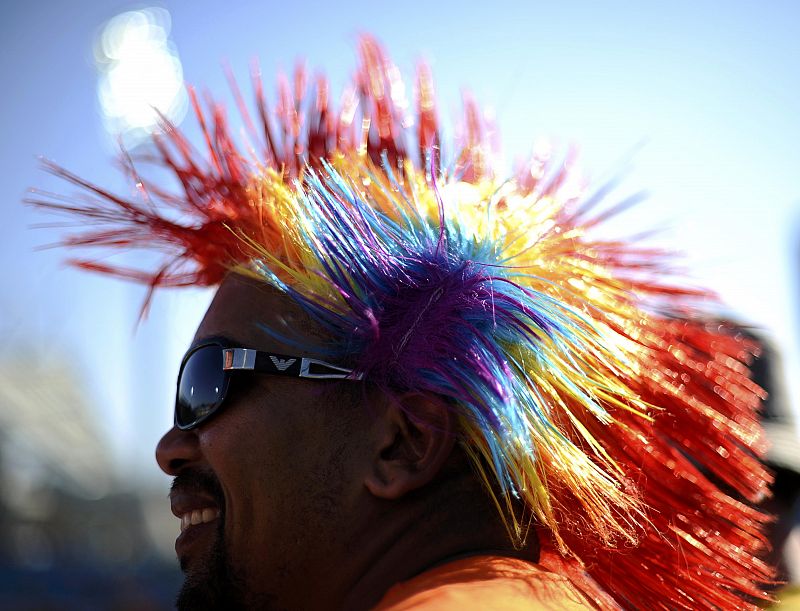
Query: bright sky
2 1 798 488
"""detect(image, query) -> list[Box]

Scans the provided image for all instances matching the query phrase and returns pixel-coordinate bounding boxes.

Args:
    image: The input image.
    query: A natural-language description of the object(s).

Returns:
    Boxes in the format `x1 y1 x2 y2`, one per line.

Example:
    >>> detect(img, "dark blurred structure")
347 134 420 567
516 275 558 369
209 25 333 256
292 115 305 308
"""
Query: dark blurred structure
0 351 181 610
747 330 800 590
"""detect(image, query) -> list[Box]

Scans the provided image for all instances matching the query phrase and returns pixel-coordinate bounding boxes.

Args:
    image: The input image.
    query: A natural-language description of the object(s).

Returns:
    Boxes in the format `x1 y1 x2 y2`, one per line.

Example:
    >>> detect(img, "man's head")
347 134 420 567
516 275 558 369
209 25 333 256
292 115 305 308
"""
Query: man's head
156 273 485 610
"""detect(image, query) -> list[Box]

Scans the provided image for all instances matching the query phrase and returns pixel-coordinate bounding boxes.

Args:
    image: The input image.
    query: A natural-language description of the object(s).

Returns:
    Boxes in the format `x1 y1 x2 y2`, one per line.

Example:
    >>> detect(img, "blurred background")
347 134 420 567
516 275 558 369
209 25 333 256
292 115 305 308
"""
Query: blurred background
2 0 798 608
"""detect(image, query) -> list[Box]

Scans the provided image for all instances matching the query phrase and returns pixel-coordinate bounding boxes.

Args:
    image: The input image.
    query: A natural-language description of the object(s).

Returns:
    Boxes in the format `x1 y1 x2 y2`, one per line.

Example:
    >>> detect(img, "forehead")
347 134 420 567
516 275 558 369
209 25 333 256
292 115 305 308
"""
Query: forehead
194 273 320 351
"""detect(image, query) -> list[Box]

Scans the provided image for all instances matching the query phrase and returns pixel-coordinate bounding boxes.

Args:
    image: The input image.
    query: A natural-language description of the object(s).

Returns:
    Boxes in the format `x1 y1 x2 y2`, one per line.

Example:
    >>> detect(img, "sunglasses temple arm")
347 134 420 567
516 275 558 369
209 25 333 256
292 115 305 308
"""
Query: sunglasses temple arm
222 348 361 380
299 357 363 380
222 348 257 370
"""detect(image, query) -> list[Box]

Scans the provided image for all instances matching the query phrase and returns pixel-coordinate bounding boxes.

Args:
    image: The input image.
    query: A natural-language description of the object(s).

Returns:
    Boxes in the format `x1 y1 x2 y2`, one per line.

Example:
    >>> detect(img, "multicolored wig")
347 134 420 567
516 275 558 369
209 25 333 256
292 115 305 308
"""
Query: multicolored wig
31 37 773 609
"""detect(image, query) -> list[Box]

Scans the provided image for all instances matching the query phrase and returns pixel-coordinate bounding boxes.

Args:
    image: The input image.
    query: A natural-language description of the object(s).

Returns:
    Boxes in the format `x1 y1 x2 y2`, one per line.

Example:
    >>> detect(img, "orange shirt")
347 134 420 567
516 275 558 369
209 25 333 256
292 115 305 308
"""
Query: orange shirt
372 555 592 610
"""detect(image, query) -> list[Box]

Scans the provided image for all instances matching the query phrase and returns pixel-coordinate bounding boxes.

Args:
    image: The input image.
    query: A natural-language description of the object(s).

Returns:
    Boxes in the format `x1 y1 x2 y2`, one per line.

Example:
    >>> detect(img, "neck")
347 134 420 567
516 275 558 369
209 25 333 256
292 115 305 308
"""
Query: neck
340 494 538 610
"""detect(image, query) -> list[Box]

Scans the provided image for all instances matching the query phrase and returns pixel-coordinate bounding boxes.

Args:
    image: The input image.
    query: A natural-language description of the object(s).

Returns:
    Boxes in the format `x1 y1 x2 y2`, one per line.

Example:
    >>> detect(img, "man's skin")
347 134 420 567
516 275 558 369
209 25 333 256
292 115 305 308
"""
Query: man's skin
156 273 535 610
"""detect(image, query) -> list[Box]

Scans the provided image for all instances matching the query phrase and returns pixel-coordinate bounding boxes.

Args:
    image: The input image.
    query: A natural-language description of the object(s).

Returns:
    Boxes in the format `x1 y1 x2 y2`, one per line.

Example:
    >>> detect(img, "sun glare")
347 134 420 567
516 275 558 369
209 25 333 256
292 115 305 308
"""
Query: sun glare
94 7 187 146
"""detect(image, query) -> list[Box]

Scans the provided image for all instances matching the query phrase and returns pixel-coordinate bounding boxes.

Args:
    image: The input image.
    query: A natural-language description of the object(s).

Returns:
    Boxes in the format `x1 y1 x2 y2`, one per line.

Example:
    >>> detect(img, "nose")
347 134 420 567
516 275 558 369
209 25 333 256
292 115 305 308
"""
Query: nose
155 426 203 476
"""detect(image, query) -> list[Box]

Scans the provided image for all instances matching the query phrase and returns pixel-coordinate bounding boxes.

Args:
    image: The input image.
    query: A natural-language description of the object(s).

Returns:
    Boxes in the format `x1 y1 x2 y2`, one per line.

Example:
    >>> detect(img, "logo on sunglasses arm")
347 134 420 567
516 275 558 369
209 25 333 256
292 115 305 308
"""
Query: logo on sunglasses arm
269 356 297 372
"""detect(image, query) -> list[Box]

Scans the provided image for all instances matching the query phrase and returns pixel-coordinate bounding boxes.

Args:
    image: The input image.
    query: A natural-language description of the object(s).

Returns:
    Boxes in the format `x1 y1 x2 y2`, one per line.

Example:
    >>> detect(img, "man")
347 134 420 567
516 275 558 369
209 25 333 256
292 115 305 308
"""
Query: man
34 37 773 609
156 273 586 609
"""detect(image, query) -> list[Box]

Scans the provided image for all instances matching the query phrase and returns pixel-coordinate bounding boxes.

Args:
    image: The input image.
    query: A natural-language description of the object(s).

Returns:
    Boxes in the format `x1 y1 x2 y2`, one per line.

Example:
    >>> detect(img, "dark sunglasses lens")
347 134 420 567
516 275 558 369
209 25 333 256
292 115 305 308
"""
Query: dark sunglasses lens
176 345 227 428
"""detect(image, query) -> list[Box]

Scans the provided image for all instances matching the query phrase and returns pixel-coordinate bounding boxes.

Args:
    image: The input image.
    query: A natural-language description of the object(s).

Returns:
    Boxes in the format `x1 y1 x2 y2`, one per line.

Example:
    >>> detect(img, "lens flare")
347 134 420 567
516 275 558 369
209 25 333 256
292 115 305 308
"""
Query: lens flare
94 7 187 147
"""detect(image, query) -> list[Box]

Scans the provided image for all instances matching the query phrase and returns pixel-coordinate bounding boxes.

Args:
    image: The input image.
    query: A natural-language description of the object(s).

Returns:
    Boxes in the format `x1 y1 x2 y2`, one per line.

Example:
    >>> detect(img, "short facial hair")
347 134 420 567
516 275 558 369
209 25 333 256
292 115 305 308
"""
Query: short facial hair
172 469 247 611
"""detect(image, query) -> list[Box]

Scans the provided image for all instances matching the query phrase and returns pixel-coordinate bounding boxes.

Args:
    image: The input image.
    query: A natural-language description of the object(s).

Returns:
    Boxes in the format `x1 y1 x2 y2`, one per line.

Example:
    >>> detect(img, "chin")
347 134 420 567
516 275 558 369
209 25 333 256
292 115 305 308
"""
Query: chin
177 520 248 611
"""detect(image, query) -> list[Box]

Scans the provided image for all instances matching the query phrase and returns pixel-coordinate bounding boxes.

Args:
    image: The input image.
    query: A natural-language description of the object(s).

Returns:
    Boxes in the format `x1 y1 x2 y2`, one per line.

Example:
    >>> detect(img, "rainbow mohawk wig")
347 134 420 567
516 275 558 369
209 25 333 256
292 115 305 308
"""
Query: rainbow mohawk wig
33 37 773 608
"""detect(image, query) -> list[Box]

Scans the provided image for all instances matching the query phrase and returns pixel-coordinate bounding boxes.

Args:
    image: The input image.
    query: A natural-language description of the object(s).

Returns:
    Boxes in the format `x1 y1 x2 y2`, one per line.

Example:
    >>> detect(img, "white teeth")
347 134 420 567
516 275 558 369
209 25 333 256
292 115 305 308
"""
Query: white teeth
179 508 220 532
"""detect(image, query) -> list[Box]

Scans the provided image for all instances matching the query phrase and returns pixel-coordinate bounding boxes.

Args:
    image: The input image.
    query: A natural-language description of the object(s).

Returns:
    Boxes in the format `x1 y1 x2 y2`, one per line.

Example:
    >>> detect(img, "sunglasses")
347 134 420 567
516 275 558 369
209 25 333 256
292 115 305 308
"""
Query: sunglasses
175 341 361 430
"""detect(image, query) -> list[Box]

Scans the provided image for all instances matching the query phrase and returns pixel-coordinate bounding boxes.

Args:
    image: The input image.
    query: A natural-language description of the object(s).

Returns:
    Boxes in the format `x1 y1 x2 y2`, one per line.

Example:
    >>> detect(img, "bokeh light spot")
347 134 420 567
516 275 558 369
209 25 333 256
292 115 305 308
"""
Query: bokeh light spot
94 7 187 146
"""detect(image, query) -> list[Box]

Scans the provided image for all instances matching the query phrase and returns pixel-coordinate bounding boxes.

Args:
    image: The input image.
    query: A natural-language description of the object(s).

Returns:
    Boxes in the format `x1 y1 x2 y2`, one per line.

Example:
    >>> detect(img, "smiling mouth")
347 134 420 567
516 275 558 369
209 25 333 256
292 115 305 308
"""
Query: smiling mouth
175 507 222 566
170 470 225 562
179 508 221 532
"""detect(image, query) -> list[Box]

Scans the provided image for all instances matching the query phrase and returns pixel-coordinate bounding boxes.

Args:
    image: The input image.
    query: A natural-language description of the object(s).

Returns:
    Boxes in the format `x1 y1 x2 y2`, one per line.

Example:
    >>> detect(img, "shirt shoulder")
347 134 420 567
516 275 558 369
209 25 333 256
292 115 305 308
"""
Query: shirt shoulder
372 555 592 610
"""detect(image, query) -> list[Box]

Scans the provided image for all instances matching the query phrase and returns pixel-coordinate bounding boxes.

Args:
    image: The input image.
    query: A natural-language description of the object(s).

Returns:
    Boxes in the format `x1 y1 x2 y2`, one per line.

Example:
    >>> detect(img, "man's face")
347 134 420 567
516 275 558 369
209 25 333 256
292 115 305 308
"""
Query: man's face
156 274 369 610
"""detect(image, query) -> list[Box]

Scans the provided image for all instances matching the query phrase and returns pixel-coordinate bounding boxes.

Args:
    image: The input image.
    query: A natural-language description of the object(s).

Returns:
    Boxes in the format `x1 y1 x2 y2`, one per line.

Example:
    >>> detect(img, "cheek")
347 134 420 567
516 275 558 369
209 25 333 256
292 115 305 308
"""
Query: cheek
195 381 363 585
197 407 270 524
196 391 318 546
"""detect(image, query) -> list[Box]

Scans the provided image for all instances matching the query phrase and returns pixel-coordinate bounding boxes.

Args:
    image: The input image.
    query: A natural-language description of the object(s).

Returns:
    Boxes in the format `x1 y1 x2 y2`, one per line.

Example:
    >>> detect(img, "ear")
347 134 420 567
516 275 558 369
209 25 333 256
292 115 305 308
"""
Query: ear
364 393 457 500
